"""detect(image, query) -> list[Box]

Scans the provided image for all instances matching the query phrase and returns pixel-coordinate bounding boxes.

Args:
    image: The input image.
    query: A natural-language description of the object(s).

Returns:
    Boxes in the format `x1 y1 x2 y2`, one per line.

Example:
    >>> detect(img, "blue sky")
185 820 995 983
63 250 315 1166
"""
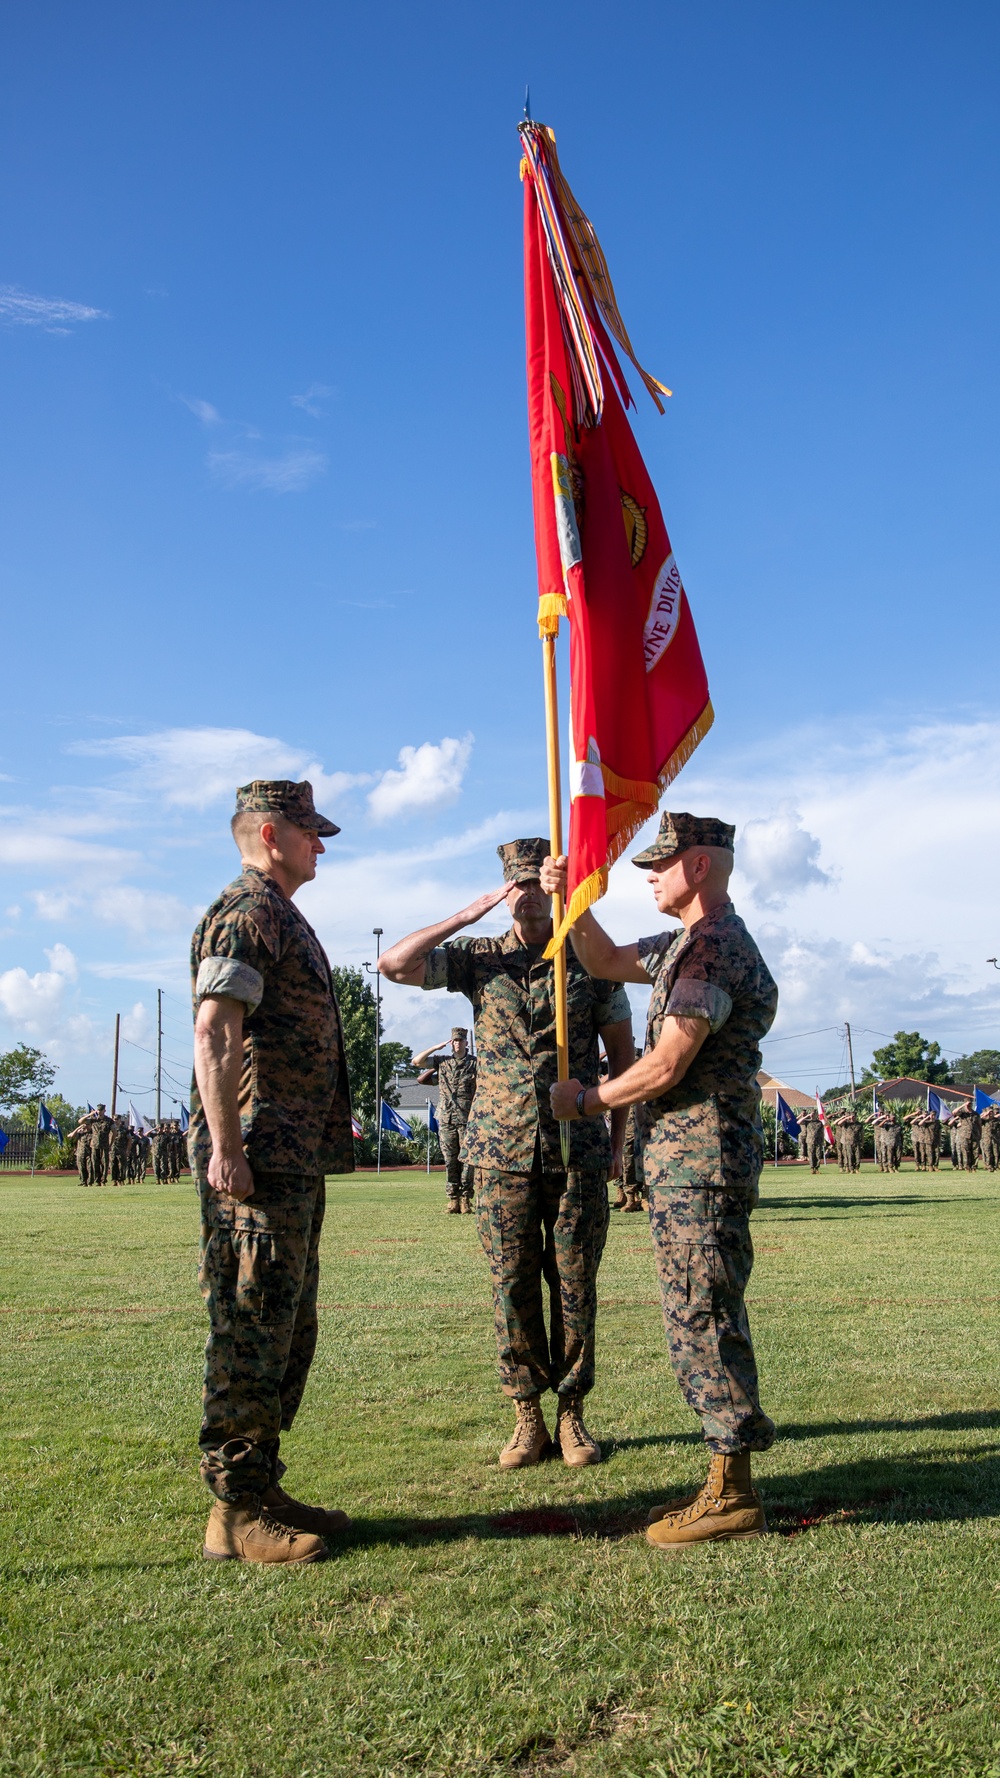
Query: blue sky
2 1 999 1109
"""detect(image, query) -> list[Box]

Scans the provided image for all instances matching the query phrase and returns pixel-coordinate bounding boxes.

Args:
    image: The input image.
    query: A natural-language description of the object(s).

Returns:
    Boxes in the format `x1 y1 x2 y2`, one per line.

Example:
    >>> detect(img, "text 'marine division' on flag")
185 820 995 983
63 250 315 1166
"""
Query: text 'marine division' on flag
520 121 713 957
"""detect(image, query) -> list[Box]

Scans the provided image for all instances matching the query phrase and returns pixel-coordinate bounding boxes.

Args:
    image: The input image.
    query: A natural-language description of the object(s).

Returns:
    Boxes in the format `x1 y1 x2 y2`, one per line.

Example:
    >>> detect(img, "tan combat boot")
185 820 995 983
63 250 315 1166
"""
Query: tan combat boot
203 1495 328 1563
446 1197 461 1214
646 1451 767 1551
260 1483 350 1538
555 1393 602 1466
498 1397 553 1469
612 1183 627 1209
460 1193 474 1214
623 1188 643 1212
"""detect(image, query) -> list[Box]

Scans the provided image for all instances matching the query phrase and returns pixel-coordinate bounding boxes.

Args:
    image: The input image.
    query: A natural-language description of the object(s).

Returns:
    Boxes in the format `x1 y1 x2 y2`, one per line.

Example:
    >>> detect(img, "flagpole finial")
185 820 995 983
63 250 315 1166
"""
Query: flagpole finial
524 83 532 120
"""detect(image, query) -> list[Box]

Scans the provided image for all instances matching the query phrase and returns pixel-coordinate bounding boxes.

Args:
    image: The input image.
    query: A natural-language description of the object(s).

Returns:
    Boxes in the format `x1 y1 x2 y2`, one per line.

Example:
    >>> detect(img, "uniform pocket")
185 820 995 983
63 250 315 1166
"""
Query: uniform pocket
200 1199 292 1325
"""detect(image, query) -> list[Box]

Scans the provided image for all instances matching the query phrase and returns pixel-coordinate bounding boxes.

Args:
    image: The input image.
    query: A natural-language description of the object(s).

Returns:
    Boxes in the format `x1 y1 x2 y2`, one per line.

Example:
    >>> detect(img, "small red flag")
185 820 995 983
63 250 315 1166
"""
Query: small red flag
520 124 713 954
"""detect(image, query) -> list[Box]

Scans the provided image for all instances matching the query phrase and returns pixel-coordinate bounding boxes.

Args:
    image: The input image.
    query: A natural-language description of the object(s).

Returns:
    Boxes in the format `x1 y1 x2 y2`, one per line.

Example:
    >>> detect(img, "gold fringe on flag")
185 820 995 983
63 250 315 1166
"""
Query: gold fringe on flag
537 591 568 636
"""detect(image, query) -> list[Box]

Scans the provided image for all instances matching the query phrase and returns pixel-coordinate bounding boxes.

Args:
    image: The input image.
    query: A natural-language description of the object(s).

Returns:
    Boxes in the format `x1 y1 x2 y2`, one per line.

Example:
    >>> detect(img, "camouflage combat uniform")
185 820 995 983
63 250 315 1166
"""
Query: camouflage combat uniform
950 1107 981 1171
189 862 354 1503
884 1119 902 1172
835 1114 862 1174
636 903 778 1454
67 1112 98 1186
798 1109 825 1174
433 1053 478 1207
90 1111 113 1185
980 1105 1000 1172
621 1105 645 1194
109 1118 130 1185
422 931 630 1402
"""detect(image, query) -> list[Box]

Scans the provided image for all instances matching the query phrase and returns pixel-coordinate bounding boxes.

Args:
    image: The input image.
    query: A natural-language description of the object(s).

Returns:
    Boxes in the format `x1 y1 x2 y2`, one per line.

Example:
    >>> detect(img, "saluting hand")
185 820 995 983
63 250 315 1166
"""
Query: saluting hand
460 885 510 925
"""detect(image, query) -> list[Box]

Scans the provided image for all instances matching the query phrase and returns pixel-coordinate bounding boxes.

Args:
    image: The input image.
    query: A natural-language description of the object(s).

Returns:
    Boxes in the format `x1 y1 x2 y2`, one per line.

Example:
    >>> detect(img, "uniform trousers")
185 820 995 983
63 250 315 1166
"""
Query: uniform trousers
804 1131 824 1173
475 1156 609 1400
648 1182 775 1455
439 1124 473 1199
198 1171 324 1501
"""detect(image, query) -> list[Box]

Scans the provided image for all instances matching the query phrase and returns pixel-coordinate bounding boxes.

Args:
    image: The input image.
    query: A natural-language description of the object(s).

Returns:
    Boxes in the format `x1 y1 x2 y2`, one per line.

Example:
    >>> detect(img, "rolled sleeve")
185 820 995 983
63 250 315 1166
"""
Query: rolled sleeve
666 979 732 1033
422 947 450 992
421 940 475 998
196 956 265 1013
594 982 633 1027
636 932 680 985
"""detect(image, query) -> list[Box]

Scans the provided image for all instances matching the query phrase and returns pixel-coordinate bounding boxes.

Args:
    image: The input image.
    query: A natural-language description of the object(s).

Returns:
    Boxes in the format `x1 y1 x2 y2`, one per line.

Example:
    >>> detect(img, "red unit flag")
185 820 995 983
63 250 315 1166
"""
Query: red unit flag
520 123 713 955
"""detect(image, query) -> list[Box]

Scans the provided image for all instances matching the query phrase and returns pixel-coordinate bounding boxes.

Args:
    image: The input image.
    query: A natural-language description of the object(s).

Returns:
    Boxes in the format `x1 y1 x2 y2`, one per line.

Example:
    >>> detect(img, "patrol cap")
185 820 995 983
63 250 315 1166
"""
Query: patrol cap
497 837 550 884
632 811 735 868
451 1027 468 1041
234 779 340 837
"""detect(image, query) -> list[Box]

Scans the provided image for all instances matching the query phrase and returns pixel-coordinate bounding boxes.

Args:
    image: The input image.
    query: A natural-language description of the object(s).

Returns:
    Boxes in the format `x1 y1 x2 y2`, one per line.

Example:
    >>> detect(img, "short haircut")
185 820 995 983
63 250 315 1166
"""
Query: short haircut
231 810 267 854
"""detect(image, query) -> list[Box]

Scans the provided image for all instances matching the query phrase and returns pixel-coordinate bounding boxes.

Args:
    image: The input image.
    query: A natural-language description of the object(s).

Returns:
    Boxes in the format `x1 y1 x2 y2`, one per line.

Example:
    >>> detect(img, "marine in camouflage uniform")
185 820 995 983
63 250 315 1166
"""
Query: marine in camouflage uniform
414 1028 477 1212
380 837 634 1471
546 812 777 1551
67 1109 100 1186
904 1109 928 1170
797 1108 825 1174
980 1104 1000 1172
88 1106 113 1185
109 1116 130 1185
834 1111 862 1174
620 1101 645 1210
190 778 355 1565
949 1101 981 1171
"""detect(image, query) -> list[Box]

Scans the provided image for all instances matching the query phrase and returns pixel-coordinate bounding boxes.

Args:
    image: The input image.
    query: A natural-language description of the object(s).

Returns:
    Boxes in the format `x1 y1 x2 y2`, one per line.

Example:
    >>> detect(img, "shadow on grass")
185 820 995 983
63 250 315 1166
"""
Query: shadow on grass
758 1194 983 1213
781 1407 1000 1439
324 1444 1000 1549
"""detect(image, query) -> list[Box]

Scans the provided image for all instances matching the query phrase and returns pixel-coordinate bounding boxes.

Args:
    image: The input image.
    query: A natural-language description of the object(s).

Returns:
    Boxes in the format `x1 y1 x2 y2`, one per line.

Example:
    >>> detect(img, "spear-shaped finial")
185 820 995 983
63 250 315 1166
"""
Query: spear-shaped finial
524 84 532 120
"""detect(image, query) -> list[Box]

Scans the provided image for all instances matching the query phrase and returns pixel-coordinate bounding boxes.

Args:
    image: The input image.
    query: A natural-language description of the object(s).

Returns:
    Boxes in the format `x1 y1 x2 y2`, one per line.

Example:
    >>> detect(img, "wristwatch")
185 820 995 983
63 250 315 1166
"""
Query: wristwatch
576 1089 589 1117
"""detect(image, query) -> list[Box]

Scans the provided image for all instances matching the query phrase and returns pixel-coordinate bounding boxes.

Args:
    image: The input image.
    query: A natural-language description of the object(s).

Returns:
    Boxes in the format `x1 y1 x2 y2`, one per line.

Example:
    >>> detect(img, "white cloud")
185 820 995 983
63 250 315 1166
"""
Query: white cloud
91 886 197 936
72 727 321 810
181 396 221 425
0 821 135 871
0 944 100 1059
367 736 473 823
44 943 78 981
291 383 333 417
737 806 832 908
0 285 109 333
122 1001 153 1045
207 449 327 493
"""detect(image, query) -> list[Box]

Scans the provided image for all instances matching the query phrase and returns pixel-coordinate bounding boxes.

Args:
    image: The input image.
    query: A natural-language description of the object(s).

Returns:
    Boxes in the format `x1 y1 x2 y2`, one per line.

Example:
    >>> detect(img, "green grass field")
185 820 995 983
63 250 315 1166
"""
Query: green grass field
4 1163 1000 1777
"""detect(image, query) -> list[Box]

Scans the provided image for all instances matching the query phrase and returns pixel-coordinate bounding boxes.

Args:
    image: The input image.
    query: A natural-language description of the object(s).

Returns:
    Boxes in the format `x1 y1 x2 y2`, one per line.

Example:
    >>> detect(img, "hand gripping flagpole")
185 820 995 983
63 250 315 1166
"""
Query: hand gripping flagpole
542 629 571 1169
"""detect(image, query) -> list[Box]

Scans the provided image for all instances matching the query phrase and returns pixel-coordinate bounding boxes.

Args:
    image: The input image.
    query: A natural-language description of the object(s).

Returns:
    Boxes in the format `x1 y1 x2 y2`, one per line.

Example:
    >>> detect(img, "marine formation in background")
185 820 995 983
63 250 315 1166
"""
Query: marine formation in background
66 1108 187 1186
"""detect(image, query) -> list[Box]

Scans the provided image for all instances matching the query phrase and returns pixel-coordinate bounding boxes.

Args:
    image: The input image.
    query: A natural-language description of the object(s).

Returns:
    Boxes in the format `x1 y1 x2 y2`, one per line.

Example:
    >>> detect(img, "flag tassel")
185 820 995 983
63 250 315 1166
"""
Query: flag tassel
542 630 571 1168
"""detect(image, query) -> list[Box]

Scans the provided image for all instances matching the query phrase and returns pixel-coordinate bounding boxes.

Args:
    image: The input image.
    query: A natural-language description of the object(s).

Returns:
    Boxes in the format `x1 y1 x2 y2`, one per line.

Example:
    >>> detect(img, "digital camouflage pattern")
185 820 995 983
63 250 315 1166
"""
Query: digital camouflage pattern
188 865 354 1178
649 1184 775 1453
475 1160 610 1399
436 1054 478 1126
950 1107 981 1171
834 1113 863 1173
797 1109 825 1174
980 1106 1000 1171
234 777 339 836
497 837 550 884
198 1171 325 1501
631 811 735 868
622 1105 644 1188
636 904 778 1196
637 902 776 1453
423 929 630 1171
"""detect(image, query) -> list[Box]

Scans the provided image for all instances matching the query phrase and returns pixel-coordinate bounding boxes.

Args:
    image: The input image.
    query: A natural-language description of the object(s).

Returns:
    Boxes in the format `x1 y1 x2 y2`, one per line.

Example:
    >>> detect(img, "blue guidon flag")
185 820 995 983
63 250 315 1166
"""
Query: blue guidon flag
775 1092 800 1142
0 1130 8 1155
37 1102 62 1141
974 1087 997 1113
427 1099 439 1135
380 1101 413 1140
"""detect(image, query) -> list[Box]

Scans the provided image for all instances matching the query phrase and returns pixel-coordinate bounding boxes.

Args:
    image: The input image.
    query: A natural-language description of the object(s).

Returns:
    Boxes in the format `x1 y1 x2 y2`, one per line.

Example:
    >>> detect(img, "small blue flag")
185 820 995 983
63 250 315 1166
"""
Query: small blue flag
974 1087 996 1113
87 1103 95 1112
178 1104 190 1132
428 1099 439 1134
0 1130 8 1155
37 1102 62 1141
775 1092 800 1141
380 1100 413 1139
927 1091 950 1120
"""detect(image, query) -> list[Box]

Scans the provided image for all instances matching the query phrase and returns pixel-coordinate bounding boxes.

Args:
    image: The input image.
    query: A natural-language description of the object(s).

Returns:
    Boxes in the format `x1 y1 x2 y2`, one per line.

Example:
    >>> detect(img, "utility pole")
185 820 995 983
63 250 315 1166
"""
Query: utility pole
373 928 383 1174
156 990 163 1125
111 1013 121 1116
845 1021 857 1104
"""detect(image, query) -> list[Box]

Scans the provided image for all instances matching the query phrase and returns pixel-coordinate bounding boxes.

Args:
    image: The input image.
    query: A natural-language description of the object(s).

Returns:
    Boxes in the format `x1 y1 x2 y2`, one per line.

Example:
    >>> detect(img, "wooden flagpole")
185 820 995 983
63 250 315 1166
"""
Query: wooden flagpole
542 631 571 1167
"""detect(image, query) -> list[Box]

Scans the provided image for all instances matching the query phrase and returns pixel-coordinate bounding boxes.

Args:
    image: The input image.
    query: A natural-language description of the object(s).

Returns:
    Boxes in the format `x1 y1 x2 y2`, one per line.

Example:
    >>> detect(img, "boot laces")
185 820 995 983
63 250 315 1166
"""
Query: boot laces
255 1506 296 1541
558 1403 591 1447
512 1401 541 1448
